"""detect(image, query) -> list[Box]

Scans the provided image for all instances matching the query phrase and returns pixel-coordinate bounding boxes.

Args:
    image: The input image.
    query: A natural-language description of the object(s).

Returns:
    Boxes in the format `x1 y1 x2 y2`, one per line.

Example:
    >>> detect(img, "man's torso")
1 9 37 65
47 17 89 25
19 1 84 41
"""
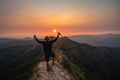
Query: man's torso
42 41 53 54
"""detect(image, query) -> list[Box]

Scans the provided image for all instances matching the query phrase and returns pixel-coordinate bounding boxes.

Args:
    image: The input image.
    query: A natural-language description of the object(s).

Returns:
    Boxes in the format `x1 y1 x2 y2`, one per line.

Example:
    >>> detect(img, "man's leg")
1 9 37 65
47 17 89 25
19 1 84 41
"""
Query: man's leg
45 56 50 72
52 57 55 65
51 52 55 65
46 62 50 72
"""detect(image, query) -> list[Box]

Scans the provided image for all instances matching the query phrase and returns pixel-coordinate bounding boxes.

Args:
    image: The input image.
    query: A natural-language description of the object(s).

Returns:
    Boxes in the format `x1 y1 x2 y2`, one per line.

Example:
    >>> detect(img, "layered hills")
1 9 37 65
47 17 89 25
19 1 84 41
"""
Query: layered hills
69 34 120 47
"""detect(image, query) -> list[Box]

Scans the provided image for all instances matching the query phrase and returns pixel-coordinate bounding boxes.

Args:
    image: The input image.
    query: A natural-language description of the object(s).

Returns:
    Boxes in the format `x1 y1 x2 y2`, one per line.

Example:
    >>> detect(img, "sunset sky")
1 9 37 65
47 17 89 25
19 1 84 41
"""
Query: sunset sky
0 0 120 38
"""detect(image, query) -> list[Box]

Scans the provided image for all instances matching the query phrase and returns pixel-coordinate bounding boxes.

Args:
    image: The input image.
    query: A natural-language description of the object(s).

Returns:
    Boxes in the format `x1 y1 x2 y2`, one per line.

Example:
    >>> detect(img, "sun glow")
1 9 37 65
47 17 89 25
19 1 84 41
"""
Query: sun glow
36 12 74 26
53 29 57 33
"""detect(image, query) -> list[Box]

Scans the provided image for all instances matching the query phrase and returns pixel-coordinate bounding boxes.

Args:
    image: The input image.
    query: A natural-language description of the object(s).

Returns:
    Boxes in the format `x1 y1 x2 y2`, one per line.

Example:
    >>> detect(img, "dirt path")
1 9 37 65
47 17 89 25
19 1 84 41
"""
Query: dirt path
29 49 75 80
29 60 74 80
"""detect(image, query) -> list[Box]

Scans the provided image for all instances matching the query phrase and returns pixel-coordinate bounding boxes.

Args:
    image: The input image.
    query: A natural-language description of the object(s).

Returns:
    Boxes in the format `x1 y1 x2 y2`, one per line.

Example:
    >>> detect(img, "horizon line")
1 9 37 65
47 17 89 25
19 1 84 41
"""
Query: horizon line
0 33 120 39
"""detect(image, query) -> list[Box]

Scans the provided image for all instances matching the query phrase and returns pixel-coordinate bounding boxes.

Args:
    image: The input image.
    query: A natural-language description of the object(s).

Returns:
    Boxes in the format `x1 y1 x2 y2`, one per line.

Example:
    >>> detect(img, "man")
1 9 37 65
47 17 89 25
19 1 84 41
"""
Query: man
34 32 60 71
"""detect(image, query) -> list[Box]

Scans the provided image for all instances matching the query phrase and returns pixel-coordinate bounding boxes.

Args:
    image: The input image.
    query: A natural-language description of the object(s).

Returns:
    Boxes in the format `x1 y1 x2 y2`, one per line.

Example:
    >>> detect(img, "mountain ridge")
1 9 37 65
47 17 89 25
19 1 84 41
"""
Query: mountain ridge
0 37 120 80
54 37 120 80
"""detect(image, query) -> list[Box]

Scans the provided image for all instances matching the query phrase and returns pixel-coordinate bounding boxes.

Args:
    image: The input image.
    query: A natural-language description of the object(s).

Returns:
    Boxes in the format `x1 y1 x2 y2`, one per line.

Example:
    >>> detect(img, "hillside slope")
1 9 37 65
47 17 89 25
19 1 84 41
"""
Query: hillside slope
0 43 43 80
55 37 120 80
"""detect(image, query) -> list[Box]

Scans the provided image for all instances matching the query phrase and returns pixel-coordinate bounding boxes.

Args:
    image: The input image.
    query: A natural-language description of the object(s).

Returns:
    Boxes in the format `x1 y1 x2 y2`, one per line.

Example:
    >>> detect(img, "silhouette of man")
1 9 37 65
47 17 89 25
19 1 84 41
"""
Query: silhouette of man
34 32 60 71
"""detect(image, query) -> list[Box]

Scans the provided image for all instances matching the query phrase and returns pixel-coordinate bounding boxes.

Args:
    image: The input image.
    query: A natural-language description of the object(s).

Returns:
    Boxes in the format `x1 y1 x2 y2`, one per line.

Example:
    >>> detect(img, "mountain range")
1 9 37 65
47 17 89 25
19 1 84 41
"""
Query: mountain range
0 35 120 80
69 34 120 47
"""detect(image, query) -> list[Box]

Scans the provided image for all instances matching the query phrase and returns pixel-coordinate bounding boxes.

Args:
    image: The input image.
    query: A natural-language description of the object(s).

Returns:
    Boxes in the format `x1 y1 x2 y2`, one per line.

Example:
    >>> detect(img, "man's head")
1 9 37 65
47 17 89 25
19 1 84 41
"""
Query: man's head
44 36 49 41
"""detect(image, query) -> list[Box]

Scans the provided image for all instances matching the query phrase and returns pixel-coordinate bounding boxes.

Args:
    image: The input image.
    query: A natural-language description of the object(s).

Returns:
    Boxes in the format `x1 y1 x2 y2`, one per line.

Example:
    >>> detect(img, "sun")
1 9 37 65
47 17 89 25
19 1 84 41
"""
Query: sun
53 29 57 33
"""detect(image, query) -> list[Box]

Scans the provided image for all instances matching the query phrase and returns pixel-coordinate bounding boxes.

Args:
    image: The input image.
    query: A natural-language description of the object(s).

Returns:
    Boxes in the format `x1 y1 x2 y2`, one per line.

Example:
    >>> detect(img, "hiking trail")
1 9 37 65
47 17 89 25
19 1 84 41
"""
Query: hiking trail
29 49 74 80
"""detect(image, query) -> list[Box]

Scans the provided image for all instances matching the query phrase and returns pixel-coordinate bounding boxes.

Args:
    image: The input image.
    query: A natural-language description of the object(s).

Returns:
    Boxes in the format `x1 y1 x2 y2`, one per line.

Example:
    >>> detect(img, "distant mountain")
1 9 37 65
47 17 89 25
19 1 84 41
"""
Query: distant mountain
0 37 120 80
69 34 120 47
0 38 35 49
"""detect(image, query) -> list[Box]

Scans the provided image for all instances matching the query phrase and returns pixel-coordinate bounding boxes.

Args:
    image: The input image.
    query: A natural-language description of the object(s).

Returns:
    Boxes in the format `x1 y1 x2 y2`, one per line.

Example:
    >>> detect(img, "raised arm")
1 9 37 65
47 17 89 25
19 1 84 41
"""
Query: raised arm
33 35 44 44
51 32 60 43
